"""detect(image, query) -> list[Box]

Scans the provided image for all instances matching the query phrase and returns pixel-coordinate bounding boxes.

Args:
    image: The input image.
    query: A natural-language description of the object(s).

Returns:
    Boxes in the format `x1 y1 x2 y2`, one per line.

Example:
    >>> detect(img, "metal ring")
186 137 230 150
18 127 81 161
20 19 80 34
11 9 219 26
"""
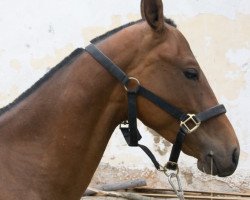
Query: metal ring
124 77 140 92
159 162 179 176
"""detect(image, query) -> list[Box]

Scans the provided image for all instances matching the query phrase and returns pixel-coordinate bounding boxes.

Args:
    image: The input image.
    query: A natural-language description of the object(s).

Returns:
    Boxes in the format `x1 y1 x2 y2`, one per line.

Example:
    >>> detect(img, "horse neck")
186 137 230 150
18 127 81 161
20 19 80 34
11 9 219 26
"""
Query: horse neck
0 28 141 199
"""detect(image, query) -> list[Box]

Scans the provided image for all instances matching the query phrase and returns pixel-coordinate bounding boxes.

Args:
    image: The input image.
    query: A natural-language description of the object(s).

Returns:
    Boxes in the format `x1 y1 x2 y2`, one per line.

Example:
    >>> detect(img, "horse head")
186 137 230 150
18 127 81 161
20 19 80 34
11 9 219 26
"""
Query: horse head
123 0 240 177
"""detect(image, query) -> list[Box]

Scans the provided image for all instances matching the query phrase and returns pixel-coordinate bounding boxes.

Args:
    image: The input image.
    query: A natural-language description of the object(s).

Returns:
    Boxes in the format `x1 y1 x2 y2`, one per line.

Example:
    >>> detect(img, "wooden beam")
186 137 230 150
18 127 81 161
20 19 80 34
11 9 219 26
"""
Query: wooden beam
133 192 250 200
84 179 147 196
133 187 250 198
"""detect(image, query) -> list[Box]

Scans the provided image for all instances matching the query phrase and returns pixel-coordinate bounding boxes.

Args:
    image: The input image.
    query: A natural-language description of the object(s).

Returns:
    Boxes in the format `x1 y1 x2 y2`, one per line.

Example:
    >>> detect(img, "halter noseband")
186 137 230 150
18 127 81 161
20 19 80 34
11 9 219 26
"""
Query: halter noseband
85 44 226 171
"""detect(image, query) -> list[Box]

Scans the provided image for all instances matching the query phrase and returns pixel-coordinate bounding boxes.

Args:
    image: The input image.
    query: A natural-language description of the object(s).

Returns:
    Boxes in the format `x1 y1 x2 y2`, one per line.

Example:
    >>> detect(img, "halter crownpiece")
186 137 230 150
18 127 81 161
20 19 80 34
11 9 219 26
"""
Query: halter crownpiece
85 43 226 171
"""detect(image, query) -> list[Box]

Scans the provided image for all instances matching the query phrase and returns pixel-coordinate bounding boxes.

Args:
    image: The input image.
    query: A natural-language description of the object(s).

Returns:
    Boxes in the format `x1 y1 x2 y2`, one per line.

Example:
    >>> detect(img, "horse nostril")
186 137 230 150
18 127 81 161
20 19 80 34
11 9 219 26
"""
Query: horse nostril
232 148 239 166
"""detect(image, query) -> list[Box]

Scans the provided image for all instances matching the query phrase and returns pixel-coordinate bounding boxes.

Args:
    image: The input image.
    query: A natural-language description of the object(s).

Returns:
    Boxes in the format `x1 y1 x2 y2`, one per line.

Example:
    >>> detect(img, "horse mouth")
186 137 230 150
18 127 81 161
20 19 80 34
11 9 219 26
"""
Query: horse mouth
197 159 219 176
197 156 236 177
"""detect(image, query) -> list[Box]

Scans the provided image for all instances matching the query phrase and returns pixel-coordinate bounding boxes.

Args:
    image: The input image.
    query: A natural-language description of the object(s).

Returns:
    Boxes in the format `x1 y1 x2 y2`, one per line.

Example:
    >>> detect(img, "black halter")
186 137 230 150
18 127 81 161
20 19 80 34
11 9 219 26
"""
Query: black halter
85 44 226 171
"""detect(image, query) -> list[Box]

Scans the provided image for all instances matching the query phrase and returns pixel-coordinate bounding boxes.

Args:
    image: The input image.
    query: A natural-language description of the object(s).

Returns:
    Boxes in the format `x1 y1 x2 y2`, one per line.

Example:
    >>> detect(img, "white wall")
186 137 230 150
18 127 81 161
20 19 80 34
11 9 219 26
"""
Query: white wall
0 0 249 192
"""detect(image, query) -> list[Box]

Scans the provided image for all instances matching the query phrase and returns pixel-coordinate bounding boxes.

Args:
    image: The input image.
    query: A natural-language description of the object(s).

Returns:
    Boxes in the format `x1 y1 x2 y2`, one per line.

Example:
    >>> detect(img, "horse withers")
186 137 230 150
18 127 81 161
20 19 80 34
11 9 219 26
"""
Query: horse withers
0 0 239 199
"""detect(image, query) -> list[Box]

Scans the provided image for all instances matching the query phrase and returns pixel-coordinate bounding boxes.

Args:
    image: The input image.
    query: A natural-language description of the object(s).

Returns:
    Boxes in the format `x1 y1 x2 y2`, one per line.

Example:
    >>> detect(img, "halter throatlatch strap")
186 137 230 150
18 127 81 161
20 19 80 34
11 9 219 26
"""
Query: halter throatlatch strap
85 43 227 172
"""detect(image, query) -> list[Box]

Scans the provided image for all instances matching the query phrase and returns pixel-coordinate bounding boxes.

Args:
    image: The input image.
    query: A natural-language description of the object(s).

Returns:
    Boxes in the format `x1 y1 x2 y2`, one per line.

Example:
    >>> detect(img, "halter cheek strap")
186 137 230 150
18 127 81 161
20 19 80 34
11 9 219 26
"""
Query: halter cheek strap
85 44 226 171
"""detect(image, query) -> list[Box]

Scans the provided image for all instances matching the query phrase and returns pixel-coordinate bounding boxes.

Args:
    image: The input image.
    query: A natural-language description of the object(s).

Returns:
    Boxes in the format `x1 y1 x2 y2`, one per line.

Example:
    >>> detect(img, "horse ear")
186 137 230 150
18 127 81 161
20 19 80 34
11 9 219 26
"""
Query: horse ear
141 0 146 19
141 0 164 32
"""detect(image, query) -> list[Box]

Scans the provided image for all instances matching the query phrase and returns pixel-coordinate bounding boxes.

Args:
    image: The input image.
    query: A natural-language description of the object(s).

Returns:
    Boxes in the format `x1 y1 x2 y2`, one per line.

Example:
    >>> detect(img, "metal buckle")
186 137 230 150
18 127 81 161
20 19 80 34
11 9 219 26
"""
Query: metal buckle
119 121 129 129
180 114 201 133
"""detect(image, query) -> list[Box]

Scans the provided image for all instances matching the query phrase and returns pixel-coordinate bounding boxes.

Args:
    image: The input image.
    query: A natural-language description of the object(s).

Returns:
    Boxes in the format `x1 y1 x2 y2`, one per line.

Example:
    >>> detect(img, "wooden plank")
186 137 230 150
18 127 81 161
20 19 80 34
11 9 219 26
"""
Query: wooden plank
84 179 147 196
87 187 158 200
133 187 250 197
138 192 249 200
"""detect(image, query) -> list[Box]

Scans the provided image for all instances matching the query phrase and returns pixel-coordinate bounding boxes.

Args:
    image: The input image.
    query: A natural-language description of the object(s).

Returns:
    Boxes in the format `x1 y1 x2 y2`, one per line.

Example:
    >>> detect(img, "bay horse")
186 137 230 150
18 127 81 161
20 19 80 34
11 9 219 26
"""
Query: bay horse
0 0 239 199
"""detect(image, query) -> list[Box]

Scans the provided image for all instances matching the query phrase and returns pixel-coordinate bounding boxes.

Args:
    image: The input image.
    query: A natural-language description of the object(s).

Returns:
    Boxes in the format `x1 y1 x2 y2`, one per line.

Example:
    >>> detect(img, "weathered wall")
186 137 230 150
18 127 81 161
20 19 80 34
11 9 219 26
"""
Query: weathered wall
0 0 249 193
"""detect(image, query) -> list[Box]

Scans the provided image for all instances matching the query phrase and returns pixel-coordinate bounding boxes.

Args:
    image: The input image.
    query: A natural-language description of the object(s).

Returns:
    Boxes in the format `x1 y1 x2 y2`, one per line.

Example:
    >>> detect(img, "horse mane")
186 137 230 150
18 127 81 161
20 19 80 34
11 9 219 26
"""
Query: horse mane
0 48 84 115
0 17 176 115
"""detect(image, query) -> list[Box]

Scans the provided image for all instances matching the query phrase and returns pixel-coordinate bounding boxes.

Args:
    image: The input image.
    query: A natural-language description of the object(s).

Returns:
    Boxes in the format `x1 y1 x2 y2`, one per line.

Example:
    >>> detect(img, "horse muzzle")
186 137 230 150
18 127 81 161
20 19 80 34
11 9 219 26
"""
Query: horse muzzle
197 147 240 177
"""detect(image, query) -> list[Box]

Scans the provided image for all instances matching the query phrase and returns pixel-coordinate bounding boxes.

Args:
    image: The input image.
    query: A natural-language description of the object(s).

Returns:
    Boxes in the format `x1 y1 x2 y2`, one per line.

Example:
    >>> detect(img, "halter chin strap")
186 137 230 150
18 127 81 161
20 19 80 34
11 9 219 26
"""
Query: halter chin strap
85 44 226 171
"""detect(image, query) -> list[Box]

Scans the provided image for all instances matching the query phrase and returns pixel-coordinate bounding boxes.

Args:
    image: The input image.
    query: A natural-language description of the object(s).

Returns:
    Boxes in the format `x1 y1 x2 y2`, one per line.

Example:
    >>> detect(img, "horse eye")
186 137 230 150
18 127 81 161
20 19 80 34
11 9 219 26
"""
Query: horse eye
183 68 199 80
